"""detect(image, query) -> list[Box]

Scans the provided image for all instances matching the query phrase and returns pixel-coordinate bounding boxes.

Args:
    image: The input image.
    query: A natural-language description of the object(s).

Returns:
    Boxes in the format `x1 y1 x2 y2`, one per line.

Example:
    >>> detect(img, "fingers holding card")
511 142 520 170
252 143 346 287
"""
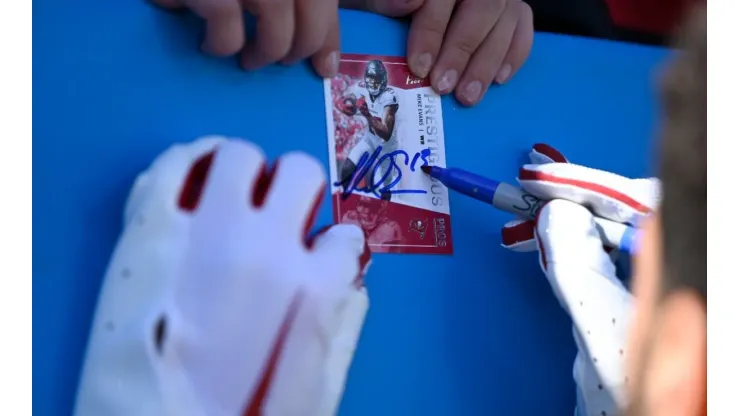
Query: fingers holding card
323 54 454 255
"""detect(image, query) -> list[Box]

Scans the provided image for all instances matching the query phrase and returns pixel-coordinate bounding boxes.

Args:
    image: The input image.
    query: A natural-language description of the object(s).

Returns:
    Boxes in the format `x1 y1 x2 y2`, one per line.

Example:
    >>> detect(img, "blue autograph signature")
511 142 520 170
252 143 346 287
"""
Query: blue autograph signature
334 146 431 199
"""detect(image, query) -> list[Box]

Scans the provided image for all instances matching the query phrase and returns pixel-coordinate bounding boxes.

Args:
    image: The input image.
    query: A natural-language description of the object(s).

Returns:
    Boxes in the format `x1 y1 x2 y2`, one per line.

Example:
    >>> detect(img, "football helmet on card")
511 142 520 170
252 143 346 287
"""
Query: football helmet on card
364 60 387 98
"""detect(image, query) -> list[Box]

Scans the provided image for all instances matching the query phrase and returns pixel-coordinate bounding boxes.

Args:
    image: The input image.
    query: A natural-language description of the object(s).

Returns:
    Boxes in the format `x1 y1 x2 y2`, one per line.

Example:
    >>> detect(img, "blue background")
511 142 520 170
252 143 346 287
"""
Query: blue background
34 2 668 415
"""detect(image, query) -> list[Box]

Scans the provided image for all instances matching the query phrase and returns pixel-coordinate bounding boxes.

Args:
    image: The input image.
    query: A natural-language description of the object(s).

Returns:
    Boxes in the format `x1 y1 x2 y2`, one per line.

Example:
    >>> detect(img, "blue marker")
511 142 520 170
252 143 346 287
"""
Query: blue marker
420 165 637 251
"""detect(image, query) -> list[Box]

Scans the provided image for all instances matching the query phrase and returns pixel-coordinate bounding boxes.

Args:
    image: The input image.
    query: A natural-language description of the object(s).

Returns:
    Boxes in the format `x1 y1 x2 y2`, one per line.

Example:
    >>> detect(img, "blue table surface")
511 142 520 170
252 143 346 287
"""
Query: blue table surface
34 2 668 415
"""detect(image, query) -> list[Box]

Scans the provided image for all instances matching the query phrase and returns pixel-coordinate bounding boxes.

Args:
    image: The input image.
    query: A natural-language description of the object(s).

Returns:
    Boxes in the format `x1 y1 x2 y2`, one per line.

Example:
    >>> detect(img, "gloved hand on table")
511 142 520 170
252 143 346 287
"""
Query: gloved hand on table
501 145 662 415
74 137 371 416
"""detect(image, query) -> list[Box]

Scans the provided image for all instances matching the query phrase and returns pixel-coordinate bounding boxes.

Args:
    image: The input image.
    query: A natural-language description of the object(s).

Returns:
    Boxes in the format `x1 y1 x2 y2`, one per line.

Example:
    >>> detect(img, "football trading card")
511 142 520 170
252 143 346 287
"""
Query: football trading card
323 54 453 255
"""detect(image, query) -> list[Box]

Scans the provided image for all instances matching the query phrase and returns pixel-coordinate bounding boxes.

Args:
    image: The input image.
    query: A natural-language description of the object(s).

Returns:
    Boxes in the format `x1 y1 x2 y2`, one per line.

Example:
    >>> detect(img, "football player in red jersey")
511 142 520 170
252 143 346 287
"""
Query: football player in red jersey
337 60 400 202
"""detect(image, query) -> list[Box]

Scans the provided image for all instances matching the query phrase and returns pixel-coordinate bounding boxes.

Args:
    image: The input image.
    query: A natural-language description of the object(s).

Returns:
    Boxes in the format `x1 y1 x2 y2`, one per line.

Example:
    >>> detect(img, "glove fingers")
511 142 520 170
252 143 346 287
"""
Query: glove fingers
529 143 569 165
501 218 537 252
534 199 632 401
172 143 314 413
124 135 226 224
534 200 616 277
263 152 327 239
519 163 658 225
501 144 567 253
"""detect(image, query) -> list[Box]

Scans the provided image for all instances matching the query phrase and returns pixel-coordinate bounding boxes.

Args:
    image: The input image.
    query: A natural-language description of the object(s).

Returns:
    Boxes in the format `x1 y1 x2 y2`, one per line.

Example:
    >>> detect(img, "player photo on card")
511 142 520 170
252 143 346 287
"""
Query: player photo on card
323 54 453 255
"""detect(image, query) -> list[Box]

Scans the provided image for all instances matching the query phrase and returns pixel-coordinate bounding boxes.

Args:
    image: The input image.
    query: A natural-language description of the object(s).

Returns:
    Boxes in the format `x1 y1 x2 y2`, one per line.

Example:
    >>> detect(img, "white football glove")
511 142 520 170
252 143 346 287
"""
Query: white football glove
74 137 372 416
501 144 661 416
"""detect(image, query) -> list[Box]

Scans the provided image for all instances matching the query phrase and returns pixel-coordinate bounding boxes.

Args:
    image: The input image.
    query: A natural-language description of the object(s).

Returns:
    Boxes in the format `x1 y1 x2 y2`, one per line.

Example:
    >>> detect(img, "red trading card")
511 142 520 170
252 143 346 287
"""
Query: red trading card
323 54 453 254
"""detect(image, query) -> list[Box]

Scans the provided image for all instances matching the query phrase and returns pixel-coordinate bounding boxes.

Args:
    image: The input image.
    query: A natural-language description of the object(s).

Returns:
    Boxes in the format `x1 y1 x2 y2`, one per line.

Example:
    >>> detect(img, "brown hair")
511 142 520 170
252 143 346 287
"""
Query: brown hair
657 4 707 303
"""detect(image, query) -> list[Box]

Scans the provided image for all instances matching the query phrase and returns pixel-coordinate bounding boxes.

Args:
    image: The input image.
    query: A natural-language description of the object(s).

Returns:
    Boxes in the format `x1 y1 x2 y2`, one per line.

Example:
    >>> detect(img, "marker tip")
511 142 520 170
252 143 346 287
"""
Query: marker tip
420 165 432 174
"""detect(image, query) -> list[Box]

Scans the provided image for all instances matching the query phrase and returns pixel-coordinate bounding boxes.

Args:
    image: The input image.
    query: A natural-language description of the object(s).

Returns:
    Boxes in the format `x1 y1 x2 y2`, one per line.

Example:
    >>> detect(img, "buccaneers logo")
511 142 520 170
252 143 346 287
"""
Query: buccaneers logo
409 218 428 239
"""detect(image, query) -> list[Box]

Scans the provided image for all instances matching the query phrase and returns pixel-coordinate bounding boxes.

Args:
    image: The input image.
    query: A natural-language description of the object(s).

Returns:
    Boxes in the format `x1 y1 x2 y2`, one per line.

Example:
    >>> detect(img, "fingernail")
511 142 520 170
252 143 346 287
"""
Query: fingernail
437 70 458 93
495 64 512 84
326 51 339 76
462 81 482 103
413 53 432 77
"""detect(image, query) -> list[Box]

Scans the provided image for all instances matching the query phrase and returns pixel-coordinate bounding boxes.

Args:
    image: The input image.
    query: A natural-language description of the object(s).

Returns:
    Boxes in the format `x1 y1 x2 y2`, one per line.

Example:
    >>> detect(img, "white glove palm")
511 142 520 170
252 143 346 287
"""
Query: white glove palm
501 144 661 416
74 137 371 416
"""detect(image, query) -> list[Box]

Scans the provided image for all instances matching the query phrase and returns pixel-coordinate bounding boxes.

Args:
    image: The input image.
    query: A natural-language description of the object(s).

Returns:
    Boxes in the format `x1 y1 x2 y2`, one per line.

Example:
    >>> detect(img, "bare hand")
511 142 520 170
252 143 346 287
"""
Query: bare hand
344 0 534 106
152 0 341 77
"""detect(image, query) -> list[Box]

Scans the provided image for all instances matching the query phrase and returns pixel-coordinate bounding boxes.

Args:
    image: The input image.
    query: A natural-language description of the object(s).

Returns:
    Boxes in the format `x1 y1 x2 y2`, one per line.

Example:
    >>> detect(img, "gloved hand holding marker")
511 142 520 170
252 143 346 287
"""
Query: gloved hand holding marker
420 145 659 253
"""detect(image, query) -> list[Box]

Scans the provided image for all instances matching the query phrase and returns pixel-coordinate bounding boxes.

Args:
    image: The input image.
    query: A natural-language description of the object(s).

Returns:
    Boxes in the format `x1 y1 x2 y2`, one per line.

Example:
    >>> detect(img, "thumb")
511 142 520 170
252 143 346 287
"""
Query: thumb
311 224 371 290
341 0 423 16
309 224 371 416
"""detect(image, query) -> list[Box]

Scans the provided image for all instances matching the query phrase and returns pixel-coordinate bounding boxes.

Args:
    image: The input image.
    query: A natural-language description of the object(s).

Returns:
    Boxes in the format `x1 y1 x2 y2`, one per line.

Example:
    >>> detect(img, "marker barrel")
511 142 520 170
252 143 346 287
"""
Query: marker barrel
435 167 498 204
431 167 636 251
